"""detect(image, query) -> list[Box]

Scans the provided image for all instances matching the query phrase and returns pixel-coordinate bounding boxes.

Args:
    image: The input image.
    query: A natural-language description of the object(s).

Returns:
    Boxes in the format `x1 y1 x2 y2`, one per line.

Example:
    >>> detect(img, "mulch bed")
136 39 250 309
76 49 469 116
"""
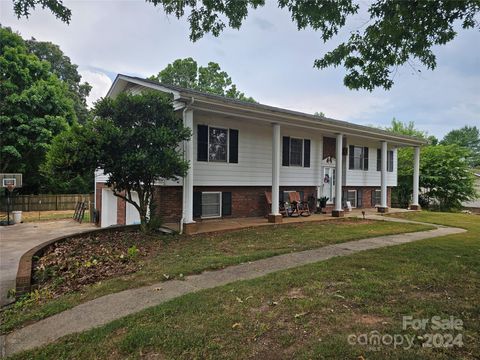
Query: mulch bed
32 231 163 297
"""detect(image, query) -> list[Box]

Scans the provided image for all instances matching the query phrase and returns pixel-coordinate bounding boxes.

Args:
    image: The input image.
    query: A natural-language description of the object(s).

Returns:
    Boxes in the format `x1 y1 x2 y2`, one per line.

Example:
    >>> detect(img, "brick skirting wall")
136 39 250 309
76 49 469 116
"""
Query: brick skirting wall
153 186 183 223
342 186 392 208
97 183 393 226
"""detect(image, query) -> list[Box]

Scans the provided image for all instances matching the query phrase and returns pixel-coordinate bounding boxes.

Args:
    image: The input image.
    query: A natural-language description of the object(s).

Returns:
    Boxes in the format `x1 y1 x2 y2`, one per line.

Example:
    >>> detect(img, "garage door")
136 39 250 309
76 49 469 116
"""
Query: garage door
101 188 117 227
126 192 141 225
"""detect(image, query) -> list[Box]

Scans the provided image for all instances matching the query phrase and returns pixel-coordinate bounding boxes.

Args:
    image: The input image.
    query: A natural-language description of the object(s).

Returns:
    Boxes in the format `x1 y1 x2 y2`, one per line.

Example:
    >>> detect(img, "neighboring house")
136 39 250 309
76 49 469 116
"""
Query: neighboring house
95 74 426 232
462 171 480 213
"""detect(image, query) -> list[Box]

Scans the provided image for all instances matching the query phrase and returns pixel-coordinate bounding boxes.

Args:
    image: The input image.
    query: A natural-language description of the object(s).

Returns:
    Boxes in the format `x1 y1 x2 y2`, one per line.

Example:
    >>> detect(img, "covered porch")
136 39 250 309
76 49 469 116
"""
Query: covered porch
168 208 411 235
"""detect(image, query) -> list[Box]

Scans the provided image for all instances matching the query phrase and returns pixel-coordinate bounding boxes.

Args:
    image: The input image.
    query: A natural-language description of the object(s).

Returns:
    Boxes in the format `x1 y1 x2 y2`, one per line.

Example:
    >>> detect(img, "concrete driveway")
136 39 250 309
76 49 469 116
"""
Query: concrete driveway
0 220 96 306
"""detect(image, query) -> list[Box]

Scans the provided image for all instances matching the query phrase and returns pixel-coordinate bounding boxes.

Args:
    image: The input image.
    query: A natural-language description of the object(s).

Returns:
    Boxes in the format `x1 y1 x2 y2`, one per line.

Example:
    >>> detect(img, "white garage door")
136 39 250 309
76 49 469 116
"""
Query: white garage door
126 192 141 225
101 188 117 227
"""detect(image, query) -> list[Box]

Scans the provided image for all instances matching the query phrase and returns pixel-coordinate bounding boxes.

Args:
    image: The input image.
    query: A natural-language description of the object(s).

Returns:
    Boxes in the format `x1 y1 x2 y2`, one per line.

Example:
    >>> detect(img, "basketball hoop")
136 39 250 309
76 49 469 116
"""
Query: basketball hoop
1 174 22 226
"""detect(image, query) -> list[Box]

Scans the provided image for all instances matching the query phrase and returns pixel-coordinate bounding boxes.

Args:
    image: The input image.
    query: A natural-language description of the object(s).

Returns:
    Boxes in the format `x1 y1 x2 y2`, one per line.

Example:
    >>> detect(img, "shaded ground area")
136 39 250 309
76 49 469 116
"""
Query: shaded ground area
0 220 96 306
5 212 477 360
0 210 90 223
164 208 410 234
1 219 431 334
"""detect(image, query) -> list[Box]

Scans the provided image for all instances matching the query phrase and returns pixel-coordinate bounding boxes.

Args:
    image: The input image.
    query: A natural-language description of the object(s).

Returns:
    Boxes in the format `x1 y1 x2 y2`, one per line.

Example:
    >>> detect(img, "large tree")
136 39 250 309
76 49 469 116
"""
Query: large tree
0 26 76 193
26 38 91 123
441 126 480 167
151 58 255 102
386 119 476 210
47 91 191 231
12 0 480 91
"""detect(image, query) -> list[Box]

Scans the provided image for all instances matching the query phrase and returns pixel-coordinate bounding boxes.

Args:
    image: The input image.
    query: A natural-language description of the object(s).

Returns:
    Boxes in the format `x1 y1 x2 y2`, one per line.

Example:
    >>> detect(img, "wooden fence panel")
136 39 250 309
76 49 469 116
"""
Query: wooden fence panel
0 194 93 212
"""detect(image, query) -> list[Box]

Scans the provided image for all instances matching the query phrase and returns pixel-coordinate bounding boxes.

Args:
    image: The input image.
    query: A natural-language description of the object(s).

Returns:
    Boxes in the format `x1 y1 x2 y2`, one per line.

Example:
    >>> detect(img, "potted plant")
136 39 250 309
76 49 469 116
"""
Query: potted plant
318 196 329 214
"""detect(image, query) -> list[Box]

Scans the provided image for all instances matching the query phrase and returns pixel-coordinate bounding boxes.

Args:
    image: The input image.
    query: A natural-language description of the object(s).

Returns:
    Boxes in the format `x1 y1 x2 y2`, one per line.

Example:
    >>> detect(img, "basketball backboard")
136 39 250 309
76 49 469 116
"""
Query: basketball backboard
0 174 22 188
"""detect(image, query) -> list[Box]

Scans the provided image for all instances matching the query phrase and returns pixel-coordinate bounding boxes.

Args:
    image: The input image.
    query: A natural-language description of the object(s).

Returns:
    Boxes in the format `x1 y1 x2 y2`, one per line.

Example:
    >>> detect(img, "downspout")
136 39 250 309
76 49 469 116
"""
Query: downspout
180 97 195 234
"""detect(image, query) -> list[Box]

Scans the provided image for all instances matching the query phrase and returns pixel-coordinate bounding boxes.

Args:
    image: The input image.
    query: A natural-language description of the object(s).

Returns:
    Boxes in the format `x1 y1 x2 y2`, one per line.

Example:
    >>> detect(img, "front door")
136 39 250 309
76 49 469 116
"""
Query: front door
322 167 335 204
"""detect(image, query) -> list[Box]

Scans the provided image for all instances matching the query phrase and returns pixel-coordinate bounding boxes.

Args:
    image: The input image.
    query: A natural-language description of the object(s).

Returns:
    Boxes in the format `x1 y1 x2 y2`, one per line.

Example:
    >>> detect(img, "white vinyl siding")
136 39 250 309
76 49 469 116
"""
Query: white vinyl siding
193 115 322 186
344 143 397 187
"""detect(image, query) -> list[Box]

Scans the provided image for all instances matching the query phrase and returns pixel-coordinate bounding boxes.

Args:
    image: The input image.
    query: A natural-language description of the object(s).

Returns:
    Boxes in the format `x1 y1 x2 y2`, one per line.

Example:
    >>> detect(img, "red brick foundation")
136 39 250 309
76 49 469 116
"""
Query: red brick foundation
97 183 395 226
153 186 183 222
195 186 317 219
117 191 126 225
342 186 392 208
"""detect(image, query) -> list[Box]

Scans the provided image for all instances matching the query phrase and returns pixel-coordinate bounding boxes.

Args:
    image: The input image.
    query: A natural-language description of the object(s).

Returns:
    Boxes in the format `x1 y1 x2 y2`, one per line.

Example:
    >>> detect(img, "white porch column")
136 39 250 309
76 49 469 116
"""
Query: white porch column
411 146 421 210
332 133 344 217
269 123 282 222
378 140 388 213
183 109 195 225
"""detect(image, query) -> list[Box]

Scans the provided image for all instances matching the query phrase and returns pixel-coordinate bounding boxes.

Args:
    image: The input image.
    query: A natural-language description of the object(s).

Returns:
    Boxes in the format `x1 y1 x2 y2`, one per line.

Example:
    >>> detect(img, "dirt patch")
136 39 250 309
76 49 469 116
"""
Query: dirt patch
32 231 165 297
354 314 389 326
285 288 307 300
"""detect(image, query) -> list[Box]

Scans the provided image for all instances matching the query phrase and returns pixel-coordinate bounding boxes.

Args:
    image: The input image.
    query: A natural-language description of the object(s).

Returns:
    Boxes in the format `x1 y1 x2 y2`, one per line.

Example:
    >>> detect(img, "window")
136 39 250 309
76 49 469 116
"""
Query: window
209 127 228 162
346 190 357 208
290 138 303 166
349 146 369 170
372 189 381 206
201 192 222 218
197 125 238 163
376 149 394 172
282 137 311 167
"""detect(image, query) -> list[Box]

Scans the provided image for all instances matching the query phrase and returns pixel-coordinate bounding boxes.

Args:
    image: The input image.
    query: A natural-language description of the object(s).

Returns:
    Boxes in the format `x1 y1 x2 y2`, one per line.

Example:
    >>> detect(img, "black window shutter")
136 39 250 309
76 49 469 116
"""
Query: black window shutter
363 147 369 171
222 192 232 216
303 139 311 167
197 125 208 161
371 189 375 207
229 129 238 163
348 145 354 170
342 190 348 207
282 136 290 166
377 149 381 171
193 191 202 218
357 189 363 208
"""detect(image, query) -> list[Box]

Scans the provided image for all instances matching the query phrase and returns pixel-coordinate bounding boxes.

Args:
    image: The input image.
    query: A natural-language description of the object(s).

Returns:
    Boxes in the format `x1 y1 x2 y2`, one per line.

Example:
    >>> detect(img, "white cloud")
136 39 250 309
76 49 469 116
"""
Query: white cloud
78 69 113 107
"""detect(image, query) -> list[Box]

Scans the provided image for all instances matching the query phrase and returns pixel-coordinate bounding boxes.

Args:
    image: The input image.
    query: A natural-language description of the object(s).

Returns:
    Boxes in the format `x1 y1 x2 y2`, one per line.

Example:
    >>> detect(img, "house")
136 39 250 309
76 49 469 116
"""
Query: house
95 74 426 232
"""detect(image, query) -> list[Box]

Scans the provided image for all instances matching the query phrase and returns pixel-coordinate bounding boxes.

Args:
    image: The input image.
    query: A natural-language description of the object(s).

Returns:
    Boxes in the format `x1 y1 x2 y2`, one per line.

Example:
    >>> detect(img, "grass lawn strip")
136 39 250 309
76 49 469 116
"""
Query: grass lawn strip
7 212 479 359
0 218 432 334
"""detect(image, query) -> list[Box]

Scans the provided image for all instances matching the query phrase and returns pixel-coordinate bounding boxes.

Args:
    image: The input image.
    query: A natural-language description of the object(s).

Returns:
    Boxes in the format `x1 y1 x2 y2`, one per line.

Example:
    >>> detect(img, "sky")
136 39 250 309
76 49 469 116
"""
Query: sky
1 0 479 139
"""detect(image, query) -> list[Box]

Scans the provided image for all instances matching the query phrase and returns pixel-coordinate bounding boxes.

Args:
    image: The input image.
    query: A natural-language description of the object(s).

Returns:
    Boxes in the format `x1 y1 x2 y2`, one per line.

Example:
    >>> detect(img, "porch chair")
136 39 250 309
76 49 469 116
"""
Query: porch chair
264 191 287 217
288 191 311 217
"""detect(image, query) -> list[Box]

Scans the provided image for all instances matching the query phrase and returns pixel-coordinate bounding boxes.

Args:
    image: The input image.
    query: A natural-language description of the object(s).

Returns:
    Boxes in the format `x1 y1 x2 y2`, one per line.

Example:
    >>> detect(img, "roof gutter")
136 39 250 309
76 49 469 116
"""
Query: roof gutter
178 95 427 146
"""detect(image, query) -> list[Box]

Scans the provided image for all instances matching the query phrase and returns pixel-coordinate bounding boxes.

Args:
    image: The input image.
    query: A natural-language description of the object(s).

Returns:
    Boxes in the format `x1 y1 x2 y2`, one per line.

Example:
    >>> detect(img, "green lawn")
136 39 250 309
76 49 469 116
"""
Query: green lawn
1 218 431 334
8 212 479 359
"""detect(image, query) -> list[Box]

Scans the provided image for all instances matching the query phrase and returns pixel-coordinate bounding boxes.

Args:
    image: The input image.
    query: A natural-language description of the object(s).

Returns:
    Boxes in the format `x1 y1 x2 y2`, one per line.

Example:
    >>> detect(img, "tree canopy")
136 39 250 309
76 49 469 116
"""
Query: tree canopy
47 91 191 230
13 0 480 91
386 119 476 210
26 38 91 123
151 58 255 102
0 26 76 193
441 126 480 167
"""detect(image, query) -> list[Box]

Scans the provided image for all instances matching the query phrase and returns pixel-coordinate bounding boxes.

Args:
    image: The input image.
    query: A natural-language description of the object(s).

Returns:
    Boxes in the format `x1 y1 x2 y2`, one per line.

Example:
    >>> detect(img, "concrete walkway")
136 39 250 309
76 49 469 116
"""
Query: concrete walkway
0 216 466 358
0 220 97 306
